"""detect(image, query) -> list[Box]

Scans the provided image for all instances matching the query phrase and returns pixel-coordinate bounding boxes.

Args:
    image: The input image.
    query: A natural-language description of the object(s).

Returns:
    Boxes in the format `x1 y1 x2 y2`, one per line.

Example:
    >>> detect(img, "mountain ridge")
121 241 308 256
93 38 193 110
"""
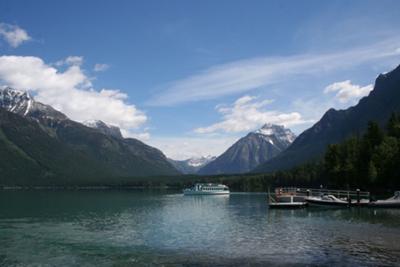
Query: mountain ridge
0 87 180 185
254 64 400 173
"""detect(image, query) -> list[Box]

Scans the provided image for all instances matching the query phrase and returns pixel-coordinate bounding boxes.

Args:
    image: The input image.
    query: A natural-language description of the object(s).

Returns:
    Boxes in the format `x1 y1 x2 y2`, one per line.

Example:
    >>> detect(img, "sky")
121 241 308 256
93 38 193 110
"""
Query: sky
0 0 400 160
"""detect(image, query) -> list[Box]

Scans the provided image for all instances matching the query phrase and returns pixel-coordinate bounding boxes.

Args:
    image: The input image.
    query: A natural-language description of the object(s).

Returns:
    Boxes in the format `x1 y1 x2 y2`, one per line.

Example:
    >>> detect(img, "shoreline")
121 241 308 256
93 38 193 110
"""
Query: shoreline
0 186 269 194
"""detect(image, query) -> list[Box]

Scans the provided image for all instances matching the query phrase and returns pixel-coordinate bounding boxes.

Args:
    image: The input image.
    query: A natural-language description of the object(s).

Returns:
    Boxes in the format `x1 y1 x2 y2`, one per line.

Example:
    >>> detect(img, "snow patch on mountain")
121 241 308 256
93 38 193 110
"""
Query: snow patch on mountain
168 155 216 174
0 87 33 115
254 123 296 144
187 155 216 167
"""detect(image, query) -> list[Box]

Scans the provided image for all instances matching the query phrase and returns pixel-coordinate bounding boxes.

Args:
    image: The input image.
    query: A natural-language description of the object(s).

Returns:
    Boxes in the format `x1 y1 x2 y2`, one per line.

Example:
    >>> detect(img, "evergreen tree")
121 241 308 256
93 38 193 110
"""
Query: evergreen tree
324 144 341 185
387 113 400 138
365 121 384 147
367 160 378 184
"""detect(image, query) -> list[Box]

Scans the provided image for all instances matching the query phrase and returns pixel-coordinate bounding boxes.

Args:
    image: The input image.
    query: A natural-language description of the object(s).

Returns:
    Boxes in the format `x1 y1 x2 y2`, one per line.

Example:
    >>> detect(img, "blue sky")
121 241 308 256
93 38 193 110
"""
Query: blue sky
0 0 400 159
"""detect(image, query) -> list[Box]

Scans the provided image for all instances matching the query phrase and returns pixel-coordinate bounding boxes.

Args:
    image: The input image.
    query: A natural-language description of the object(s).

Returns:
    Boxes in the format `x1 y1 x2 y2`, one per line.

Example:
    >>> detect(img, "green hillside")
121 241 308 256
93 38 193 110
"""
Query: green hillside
0 109 179 186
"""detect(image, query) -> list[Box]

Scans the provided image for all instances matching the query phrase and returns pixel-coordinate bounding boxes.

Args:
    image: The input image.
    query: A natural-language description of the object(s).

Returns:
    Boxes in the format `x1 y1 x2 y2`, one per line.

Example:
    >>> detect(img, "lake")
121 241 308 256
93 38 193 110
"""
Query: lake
0 190 400 266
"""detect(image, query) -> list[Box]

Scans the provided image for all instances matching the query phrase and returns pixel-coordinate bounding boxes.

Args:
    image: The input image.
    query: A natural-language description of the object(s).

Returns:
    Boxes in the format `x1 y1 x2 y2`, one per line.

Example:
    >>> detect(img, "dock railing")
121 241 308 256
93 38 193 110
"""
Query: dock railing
269 187 370 203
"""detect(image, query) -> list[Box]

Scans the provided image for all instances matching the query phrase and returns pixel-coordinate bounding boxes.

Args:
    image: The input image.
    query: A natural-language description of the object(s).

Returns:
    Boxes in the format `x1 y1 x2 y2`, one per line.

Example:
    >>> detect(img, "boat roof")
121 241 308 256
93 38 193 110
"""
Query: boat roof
194 183 227 187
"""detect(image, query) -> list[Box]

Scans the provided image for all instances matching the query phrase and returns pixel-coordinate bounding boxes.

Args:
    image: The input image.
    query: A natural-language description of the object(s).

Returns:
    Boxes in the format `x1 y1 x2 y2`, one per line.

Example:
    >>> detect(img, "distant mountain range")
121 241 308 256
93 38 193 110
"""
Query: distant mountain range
198 124 296 175
0 87 179 185
2 63 399 185
254 64 400 173
168 155 216 174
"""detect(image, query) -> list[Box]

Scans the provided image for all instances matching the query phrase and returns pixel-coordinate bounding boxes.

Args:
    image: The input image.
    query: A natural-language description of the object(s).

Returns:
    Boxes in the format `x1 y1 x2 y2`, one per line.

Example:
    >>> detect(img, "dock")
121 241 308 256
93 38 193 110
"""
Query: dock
268 187 371 208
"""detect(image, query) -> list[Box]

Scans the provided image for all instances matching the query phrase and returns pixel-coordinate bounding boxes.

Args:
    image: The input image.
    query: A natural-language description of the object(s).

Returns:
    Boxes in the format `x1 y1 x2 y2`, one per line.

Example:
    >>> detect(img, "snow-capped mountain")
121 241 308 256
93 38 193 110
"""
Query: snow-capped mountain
0 87 123 139
198 124 296 175
83 120 123 139
168 155 216 174
254 123 296 148
0 87 67 121
0 87 180 183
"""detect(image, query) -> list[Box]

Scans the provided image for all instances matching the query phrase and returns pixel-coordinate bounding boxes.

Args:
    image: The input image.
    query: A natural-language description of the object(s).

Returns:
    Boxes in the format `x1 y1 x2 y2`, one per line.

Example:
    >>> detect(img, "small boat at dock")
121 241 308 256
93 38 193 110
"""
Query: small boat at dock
305 195 350 207
183 183 230 195
268 188 307 209
369 191 400 208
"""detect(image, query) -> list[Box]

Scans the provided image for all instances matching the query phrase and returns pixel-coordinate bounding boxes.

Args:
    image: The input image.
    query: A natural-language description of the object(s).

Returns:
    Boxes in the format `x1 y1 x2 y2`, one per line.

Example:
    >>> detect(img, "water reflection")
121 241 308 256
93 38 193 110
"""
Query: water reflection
0 191 399 266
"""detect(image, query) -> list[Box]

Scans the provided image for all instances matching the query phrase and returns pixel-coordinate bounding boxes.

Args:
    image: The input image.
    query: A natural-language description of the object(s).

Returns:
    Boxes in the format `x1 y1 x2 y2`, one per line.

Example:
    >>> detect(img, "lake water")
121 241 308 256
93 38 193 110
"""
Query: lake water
0 191 400 266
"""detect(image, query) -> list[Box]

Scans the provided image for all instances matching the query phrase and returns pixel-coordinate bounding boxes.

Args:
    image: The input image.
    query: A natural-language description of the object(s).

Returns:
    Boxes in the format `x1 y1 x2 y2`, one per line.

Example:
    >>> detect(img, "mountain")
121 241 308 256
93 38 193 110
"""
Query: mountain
84 120 123 139
198 124 296 175
0 87 67 120
168 156 216 174
0 87 179 185
254 64 400 173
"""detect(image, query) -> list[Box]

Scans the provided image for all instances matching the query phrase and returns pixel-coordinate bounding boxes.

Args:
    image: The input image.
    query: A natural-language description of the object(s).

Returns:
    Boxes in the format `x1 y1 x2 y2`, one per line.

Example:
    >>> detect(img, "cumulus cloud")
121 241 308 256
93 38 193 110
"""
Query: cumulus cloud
0 23 31 48
148 38 400 106
194 95 309 134
0 55 147 137
94 63 109 72
324 80 373 103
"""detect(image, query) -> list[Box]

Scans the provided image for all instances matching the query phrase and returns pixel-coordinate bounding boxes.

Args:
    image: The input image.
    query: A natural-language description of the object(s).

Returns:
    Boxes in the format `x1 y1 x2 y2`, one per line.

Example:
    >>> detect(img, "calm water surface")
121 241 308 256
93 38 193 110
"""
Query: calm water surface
0 191 400 266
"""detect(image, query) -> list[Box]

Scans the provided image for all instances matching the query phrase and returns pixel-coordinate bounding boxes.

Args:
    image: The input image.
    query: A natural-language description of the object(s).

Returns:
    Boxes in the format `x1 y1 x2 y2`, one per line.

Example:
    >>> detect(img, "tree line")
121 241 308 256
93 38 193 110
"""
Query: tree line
323 113 400 191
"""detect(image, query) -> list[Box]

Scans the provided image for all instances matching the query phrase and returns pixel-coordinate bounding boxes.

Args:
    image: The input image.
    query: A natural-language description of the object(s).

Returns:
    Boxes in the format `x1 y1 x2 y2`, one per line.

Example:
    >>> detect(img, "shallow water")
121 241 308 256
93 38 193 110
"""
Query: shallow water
0 190 399 266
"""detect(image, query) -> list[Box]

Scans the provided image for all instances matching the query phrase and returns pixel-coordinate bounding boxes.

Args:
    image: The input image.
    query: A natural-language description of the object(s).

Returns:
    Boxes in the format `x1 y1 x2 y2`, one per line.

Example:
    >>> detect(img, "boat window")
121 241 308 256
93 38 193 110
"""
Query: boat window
278 196 291 203
293 197 304 202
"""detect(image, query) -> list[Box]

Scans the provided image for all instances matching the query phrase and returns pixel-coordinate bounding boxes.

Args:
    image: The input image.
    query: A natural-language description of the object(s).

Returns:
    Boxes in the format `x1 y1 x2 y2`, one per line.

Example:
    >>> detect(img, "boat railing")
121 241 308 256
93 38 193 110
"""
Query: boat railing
301 188 369 199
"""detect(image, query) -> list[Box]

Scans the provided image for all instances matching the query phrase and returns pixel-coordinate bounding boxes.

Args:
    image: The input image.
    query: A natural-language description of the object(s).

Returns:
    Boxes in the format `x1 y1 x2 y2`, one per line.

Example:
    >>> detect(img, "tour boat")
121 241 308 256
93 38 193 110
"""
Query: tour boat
305 194 350 207
268 188 307 209
369 191 400 208
183 183 230 195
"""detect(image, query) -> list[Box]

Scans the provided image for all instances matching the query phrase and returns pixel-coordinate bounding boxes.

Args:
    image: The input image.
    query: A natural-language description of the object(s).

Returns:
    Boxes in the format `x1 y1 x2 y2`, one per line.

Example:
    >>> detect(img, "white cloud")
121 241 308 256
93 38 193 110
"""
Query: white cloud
55 56 84 67
194 95 310 134
148 136 239 160
0 55 147 137
121 129 150 141
148 38 400 106
0 23 31 48
324 80 373 103
94 63 109 72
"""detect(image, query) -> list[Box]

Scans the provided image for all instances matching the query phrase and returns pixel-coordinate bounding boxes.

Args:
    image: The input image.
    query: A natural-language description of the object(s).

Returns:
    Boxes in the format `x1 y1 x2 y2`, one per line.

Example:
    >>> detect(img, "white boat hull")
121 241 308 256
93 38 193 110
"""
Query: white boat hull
183 190 230 195
369 192 400 208
305 197 349 208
